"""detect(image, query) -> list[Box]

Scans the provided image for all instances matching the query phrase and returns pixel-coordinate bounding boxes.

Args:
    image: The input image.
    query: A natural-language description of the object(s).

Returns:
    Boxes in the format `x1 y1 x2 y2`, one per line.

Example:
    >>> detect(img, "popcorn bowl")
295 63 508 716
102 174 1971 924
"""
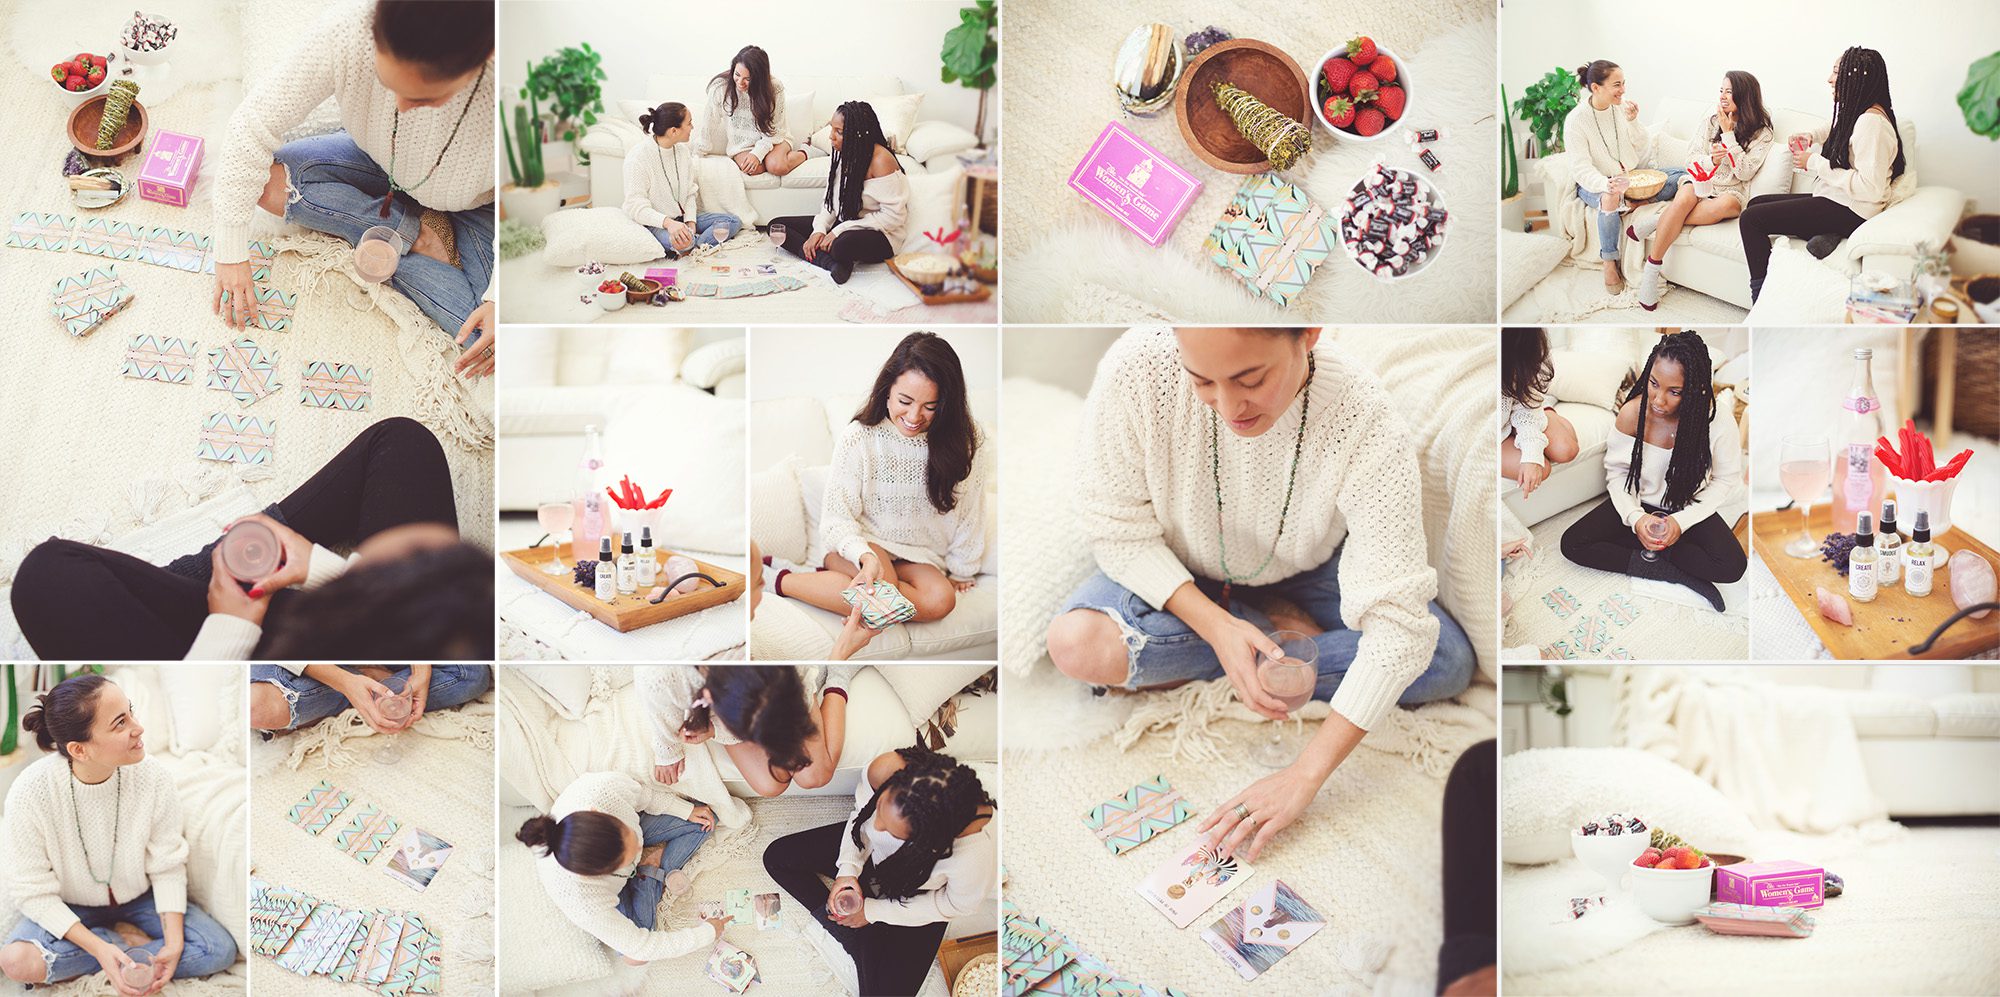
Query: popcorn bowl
1571 829 1649 890
1625 862 1717 924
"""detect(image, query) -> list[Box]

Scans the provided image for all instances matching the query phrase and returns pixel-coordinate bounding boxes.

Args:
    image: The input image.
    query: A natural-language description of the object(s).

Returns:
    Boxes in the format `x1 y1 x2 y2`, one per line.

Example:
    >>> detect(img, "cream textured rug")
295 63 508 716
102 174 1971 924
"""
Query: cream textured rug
1003 658 1496 995
1001 2 1496 323
1503 500 1748 662
248 695 496 995
0 0 494 621
1503 259 1750 324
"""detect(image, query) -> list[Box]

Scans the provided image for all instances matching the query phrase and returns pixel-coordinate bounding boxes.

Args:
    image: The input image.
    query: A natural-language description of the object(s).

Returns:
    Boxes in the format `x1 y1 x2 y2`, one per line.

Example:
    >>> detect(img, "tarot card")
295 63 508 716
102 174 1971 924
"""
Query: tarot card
688 282 718 296
725 888 752 925
709 266 731 275
754 892 781 930
776 275 806 290
705 938 757 994
1084 775 1193 855
382 827 453 892
696 899 723 920
755 263 778 275
734 266 756 279
1135 839 1255 929
1199 879 1325 980
285 780 351 835
717 283 753 300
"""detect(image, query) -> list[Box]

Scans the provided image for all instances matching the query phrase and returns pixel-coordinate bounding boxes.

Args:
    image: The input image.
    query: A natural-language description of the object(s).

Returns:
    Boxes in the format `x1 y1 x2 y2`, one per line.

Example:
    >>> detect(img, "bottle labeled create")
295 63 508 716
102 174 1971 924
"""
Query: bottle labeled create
1876 499 1902 585
595 536 616 602
1848 512 1878 603
1903 510 1935 597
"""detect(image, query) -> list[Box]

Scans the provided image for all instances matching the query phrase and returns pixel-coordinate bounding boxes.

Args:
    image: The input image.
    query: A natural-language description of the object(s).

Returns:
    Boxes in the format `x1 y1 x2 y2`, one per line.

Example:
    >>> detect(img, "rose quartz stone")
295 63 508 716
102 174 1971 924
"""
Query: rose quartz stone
1949 551 1995 619
665 554 701 594
1815 586 1853 626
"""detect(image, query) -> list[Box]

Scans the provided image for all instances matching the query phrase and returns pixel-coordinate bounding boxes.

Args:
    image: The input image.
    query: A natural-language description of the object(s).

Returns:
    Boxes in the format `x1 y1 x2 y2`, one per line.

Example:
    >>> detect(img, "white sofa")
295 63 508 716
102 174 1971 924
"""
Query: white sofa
495 664 996 995
750 393 999 661
579 73 981 222
1503 328 1749 530
1539 96 1967 309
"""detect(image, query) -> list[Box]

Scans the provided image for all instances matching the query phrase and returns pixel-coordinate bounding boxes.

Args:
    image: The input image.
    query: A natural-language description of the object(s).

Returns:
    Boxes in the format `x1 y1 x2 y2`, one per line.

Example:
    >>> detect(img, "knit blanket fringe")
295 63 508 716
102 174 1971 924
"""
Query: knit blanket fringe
280 699 496 772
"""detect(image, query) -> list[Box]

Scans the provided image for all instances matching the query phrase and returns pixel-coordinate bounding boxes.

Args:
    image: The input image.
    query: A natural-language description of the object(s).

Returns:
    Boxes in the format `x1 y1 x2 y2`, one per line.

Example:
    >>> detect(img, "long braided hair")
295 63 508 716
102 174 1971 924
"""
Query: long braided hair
825 101 899 225
1623 331 1715 512
1824 47 1905 181
850 747 991 901
711 45 778 134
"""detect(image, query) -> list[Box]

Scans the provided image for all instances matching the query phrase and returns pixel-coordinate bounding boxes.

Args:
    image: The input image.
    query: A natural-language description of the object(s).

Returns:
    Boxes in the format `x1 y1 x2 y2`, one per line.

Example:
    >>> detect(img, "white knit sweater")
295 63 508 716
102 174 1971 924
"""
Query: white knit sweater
1685 115 1773 206
698 77 794 159
833 769 996 927
211 0 495 278
4 755 189 939
1603 400 1743 531
817 421 987 581
1806 111 1900 219
181 547 358 660
1563 99 1652 195
535 772 709 963
634 666 849 768
622 139 701 228
1078 328 1440 731
1501 393 1550 468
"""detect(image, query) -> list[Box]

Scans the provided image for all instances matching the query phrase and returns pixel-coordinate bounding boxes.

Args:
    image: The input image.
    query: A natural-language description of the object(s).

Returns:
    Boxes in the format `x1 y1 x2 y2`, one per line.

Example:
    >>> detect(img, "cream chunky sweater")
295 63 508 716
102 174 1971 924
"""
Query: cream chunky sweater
833 770 996 927
1563 99 1652 195
622 139 701 228
817 421 987 581
1685 115 1773 207
1078 328 1440 731
211 0 495 273
1501 393 1550 468
635 666 850 768
1807 111 1900 219
535 772 709 963
698 77 794 159
1603 401 1743 530
5 756 189 939
812 171 912 247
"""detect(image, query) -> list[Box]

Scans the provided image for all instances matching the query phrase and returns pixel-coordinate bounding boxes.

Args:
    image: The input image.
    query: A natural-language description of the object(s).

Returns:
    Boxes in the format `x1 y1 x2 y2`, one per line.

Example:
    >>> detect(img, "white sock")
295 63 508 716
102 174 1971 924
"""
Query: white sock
1630 214 1660 241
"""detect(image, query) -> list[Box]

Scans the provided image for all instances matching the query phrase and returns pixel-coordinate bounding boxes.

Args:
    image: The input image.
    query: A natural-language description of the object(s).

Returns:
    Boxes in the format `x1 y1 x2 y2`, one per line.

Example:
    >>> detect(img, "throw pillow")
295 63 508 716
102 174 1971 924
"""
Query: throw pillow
877 665 992 729
783 87 816 144
541 207 663 267
1500 746 1757 865
1500 230 1568 311
511 665 595 720
683 337 748 389
904 120 979 164
1547 348 1635 411
866 93 926 153
750 455 809 565
900 165 966 255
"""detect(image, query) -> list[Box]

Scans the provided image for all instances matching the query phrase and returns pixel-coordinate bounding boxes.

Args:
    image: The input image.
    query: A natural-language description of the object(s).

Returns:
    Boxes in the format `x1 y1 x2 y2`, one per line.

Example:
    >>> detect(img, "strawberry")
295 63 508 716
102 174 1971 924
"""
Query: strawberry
1347 35 1378 64
64 75 87 92
1349 70 1380 102
51 64 65 82
1368 54 1397 83
1374 84 1407 121
1354 107 1386 137
1677 851 1705 870
86 64 104 84
1320 56 1357 97
75 54 94 69
1637 847 1664 866
1323 95 1356 129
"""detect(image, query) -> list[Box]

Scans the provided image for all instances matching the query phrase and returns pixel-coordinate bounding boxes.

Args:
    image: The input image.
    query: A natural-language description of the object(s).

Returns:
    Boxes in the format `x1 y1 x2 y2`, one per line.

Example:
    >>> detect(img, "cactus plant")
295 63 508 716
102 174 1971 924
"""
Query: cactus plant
1501 85 1519 199
502 69 545 190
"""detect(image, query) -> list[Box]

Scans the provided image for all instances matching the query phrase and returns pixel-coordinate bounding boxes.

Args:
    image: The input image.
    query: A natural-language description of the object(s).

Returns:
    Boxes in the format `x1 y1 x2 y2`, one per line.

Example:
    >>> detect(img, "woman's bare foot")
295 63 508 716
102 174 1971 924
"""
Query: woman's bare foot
639 842 665 868
411 218 455 265
358 665 394 682
1254 595 1324 638
1603 259 1624 291
112 922 150 948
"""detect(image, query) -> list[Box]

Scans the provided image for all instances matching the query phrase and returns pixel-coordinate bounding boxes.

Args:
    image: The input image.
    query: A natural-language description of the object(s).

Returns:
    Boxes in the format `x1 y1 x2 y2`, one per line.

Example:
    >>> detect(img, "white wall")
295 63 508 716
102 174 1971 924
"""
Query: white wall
1501 0 2000 208
749 326 998 422
499 0 992 138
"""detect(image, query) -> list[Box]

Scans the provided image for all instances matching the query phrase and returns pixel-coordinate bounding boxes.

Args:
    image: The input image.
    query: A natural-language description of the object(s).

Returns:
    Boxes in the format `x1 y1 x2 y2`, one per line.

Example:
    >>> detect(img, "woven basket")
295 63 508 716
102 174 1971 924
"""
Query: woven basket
1923 326 1999 439
1623 168 1668 201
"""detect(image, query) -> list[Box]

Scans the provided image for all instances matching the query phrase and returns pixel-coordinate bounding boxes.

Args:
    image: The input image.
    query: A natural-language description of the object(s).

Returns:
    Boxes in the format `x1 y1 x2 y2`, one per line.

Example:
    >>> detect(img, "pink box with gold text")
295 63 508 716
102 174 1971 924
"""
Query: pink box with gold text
137 130 203 208
1715 859 1824 909
1068 121 1202 246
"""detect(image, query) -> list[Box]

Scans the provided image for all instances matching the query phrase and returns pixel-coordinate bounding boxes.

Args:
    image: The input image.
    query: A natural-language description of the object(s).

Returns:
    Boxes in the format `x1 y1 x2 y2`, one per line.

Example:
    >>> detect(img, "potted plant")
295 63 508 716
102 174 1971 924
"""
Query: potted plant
524 43 606 168
501 86 559 227
940 0 998 145
1512 67 1579 159
1952 51 2000 274
1501 85 1527 233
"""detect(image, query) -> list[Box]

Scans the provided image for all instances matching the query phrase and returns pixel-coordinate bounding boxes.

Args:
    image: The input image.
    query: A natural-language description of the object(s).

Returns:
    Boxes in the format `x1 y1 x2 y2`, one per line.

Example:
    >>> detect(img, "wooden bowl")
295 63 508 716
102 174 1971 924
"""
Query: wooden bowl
1175 38 1309 174
1623 168 1668 202
68 95 147 158
623 278 663 304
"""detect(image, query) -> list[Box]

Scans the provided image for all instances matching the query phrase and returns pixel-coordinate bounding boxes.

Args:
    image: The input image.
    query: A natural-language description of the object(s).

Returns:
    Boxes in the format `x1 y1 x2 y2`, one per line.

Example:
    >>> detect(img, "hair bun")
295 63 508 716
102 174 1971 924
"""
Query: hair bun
516 814 557 852
638 111 654 129
1576 65 1590 84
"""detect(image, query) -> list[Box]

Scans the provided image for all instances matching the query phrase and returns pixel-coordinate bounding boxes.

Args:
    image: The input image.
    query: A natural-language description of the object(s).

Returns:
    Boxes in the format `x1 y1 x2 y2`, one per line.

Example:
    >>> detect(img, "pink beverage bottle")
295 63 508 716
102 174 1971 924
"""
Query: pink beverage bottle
1831 348 1885 534
571 425 609 563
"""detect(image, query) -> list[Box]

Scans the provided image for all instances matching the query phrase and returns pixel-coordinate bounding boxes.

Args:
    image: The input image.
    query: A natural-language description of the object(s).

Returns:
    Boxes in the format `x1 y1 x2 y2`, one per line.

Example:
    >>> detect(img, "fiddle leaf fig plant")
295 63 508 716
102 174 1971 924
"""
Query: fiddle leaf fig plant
1959 51 2000 139
1513 66 1580 156
940 0 998 143
523 43 606 163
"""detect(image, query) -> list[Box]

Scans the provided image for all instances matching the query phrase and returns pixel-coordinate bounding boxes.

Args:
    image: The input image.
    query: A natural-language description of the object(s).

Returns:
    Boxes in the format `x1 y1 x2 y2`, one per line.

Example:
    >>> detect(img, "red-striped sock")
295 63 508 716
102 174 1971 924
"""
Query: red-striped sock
774 568 791 597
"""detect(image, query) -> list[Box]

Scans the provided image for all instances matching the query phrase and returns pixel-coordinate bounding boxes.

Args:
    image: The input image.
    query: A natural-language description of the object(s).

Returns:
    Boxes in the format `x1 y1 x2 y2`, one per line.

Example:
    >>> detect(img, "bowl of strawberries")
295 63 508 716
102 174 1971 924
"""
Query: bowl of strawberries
1313 35 1411 142
1628 844 1716 924
50 52 111 105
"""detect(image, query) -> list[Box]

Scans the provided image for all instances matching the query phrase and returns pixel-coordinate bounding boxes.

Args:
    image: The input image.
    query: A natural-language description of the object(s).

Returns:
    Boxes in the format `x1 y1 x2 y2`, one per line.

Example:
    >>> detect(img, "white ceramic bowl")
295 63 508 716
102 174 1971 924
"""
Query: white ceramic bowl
1339 167 1448 282
1889 473 1957 538
1311 44 1413 142
1571 829 1649 888
596 291 626 312
1626 862 1717 924
49 56 111 106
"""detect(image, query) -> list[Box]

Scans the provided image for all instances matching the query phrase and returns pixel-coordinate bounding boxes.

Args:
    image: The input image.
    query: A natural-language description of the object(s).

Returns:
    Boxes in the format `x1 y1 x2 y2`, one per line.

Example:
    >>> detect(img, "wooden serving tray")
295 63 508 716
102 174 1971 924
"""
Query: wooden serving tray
887 256 992 305
1175 38 1309 174
501 545 746 633
1750 504 1999 659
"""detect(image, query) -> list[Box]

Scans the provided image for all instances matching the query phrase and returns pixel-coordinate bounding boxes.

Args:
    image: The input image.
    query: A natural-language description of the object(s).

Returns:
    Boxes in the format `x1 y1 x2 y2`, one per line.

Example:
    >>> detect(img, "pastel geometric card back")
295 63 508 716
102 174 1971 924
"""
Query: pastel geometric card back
287 780 352 835
1082 776 1193 855
1203 172 1336 308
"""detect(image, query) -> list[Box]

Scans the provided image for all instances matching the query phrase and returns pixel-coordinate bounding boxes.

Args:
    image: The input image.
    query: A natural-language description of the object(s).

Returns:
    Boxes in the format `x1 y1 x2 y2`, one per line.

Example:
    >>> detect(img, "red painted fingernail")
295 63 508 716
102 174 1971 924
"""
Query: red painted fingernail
248 587 265 598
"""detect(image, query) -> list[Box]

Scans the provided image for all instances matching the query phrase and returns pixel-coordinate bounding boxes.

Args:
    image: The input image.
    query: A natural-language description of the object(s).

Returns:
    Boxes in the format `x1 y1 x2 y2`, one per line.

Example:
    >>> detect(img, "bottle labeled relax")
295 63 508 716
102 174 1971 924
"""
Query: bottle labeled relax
1849 511 1878 603
1904 510 1936 597
637 526 658 587
1877 499 1902 586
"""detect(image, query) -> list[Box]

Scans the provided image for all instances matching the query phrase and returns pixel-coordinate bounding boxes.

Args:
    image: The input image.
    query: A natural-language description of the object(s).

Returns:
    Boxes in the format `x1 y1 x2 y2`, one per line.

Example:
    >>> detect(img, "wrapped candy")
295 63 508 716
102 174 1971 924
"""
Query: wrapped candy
120 11 178 53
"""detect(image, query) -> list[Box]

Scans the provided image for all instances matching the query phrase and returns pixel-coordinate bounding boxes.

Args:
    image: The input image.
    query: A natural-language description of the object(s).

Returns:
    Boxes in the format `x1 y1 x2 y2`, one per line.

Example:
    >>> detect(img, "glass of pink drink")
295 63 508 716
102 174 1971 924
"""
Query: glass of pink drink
537 502 575 575
829 884 862 918
122 949 155 990
1779 435 1832 557
350 226 404 310
371 683 415 764
1252 630 1319 768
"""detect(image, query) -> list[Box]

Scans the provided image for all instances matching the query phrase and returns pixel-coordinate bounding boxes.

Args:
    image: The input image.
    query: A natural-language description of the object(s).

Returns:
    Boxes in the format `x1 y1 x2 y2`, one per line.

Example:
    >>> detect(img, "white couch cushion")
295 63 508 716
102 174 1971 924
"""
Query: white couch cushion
750 455 810 564
905 119 979 164
1932 693 2000 739
1500 229 1567 310
541 206 663 267
602 384 746 554
682 337 747 389
1547 347 1633 411
512 664 596 720
753 395 838 468
877 665 992 728
1501 746 1757 865
1840 691 1938 738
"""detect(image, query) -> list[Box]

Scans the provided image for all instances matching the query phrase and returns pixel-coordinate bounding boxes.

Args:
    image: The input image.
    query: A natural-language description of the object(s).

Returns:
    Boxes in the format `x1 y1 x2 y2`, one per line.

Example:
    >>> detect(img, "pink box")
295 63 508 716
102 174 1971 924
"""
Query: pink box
1715 860 1824 909
137 130 204 208
643 267 677 286
1068 121 1202 246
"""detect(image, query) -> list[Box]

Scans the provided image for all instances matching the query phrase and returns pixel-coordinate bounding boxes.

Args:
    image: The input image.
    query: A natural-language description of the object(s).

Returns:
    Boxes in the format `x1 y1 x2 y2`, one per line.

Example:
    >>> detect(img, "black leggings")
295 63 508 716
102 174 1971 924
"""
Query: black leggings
1559 498 1747 583
1737 193 1865 300
12 417 457 659
762 820 947 997
768 215 895 270
1438 739 1495 994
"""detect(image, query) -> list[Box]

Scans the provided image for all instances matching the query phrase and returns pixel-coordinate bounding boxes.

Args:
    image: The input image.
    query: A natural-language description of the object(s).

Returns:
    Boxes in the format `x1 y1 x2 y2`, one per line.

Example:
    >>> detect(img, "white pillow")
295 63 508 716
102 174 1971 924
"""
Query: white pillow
693 154 760 227
905 120 979 164
750 593 833 660
510 665 595 720
783 87 816 144
1500 229 1567 311
615 98 652 127
1500 746 1757 865
799 463 830 544
868 93 925 153
498 837 614 990
499 327 559 389
602 385 747 554
750 455 809 564
161 664 236 754
876 665 992 729
601 328 692 386
540 207 663 267
1547 348 1634 411
683 337 747 389
900 165 966 255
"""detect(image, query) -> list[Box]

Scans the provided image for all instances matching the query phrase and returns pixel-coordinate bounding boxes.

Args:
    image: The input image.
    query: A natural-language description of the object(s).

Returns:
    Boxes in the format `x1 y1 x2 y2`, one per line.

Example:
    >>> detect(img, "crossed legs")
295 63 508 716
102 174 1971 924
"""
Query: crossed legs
776 543 958 623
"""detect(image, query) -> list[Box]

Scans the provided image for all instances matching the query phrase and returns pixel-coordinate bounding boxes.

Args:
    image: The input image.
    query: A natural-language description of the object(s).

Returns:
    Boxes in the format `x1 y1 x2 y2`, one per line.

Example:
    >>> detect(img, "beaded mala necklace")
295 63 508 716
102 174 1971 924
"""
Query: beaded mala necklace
1210 352 1314 607
70 766 123 905
380 62 488 219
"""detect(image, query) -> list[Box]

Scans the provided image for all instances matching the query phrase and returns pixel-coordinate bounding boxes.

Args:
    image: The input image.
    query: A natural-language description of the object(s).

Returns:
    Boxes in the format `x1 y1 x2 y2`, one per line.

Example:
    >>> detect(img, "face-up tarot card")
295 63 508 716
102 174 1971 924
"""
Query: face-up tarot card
1135 838 1255 929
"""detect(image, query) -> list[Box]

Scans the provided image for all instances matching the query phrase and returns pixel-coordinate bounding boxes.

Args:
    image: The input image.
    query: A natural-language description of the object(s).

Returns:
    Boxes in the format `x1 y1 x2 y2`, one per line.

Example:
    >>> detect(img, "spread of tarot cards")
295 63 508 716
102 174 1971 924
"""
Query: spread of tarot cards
1134 839 1255 929
1338 162 1448 281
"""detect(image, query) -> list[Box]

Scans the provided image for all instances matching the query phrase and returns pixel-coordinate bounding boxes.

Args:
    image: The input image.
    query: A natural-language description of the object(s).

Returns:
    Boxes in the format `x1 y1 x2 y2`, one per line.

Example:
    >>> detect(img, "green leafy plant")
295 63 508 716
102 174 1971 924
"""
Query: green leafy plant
1502 85 1519 198
502 83 545 189
1513 67 1580 156
940 0 998 142
523 43 606 164
1538 669 1572 717
1959 51 2000 139
1 663 17 756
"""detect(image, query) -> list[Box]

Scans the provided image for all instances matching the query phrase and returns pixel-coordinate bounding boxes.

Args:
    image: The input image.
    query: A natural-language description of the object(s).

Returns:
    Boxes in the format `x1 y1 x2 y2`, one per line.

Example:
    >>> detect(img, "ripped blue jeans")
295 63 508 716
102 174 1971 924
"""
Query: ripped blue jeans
3 893 236 984
250 665 492 732
1055 548 1475 704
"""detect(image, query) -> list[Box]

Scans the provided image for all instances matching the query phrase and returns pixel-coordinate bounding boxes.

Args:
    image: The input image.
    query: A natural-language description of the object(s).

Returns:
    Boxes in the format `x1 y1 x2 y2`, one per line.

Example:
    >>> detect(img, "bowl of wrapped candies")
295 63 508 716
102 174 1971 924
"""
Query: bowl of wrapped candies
1570 812 1650 889
1338 162 1447 281
121 11 178 67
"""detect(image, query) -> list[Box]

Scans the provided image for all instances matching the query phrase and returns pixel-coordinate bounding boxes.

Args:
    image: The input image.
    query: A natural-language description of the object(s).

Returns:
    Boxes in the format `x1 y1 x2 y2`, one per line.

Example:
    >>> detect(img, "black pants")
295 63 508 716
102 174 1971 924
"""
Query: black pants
762 820 947 997
1737 193 1865 300
1559 498 1747 583
769 215 895 271
13 417 457 659
1438 739 1495 994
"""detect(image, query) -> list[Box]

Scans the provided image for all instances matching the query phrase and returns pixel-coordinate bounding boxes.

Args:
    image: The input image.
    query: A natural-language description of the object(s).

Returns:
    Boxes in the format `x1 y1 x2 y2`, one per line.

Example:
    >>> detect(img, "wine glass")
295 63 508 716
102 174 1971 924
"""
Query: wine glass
1779 435 1833 557
121 949 155 991
1639 515 1669 562
1251 630 1319 769
537 502 575 575
767 222 787 249
371 679 415 765
829 884 862 918
664 869 692 899
349 225 403 310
